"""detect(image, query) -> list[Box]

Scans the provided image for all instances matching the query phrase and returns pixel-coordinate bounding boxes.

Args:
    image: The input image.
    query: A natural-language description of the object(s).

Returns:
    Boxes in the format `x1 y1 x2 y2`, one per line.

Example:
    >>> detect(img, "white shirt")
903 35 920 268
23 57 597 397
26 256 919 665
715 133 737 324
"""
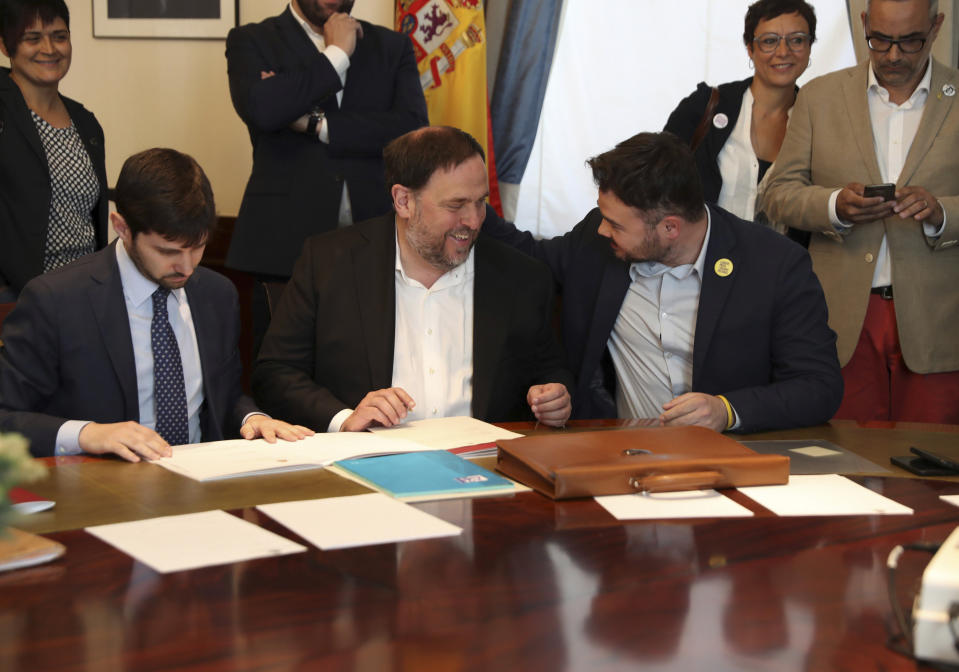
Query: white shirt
608 213 711 420
717 87 761 221
54 242 205 454
328 233 475 431
828 62 943 287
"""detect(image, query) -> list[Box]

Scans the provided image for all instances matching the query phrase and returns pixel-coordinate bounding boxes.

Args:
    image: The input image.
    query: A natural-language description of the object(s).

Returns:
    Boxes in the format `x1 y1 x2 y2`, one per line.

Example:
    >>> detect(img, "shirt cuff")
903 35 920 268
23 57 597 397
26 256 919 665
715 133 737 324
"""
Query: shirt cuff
328 408 353 433
318 116 330 144
323 45 350 83
55 420 90 456
828 189 853 233
241 412 268 429
923 204 947 238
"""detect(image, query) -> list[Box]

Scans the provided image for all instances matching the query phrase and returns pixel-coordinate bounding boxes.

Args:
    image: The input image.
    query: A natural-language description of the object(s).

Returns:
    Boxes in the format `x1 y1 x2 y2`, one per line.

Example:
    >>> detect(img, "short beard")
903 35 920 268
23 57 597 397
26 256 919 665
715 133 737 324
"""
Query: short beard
297 0 354 27
404 208 475 273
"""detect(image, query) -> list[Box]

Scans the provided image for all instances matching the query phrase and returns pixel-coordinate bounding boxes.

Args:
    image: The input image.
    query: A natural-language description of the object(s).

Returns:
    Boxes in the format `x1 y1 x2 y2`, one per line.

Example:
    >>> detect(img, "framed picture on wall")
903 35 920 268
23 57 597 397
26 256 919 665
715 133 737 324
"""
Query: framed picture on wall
93 0 238 39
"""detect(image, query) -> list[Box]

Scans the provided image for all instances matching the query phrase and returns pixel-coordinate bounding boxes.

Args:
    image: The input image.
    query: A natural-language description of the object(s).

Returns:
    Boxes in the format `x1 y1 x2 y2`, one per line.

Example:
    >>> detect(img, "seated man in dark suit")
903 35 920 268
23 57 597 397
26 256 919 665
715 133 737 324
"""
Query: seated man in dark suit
482 131 843 433
0 148 312 461
254 126 573 432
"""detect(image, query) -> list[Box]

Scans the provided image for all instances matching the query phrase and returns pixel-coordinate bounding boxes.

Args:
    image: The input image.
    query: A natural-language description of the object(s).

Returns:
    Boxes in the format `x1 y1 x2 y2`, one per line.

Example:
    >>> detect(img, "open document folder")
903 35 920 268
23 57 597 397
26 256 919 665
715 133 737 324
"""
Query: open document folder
154 432 433 482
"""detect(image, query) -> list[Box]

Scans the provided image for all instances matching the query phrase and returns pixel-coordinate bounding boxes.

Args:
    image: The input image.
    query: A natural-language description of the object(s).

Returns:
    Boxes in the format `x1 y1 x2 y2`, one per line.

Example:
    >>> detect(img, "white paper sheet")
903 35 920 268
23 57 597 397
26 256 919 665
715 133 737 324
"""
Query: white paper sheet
941 495 959 508
367 416 522 450
155 432 433 481
737 474 914 516
789 445 842 458
595 489 754 520
257 493 462 550
85 510 306 574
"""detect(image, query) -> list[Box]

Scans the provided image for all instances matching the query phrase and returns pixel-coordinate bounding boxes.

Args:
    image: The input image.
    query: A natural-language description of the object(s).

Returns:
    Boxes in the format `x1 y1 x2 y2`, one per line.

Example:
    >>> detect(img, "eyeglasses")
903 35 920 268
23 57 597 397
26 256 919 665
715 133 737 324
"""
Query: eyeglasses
865 26 934 53
752 32 812 53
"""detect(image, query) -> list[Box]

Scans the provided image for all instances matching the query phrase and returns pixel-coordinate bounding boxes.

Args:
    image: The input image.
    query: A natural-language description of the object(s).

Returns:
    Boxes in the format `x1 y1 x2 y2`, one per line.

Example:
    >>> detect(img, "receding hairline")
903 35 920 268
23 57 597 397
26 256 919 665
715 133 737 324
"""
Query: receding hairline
866 0 939 20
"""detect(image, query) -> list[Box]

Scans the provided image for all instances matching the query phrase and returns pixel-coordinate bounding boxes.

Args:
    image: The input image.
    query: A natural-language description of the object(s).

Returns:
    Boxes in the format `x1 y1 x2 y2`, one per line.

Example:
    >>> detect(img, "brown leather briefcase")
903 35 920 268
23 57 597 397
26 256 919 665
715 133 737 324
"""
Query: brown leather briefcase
495 426 789 499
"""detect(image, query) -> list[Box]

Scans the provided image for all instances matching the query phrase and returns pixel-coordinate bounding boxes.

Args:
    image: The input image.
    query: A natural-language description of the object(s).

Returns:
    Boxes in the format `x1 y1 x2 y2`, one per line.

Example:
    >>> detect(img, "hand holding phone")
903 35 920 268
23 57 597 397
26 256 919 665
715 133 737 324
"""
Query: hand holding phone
863 183 896 202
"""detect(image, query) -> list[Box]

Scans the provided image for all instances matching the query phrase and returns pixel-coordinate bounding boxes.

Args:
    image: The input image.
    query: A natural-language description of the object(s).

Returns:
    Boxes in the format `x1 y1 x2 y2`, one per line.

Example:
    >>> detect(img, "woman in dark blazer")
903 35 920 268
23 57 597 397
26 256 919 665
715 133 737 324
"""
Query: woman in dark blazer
664 0 816 229
0 0 107 300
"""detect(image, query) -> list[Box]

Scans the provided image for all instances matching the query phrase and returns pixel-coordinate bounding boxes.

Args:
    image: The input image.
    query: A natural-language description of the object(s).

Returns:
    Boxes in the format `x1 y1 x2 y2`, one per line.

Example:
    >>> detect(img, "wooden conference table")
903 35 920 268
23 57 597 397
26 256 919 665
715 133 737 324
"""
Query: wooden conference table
2 420 959 671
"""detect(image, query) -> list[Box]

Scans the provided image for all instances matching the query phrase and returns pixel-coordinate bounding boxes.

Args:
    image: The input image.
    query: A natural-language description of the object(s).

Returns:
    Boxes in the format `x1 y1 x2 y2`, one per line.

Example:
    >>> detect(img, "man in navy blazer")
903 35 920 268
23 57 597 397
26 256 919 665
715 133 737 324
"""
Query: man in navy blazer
254 127 573 432
482 132 843 433
0 148 311 460
225 0 428 280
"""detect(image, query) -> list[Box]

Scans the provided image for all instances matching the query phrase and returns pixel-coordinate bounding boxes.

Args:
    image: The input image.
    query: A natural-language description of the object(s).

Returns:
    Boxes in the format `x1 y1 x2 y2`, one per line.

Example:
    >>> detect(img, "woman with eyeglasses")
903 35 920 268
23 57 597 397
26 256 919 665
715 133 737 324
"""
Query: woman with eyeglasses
0 0 107 301
664 0 815 234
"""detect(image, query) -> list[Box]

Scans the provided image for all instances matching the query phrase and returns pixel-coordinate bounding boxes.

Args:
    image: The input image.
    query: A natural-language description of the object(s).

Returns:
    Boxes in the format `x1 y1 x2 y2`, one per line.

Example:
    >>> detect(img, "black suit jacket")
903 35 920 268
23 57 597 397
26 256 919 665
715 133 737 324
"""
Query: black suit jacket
664 78 752 203
481 205 843 432
0 68 109 293
0 243 259 457
252 214 574 429
225 9 428 278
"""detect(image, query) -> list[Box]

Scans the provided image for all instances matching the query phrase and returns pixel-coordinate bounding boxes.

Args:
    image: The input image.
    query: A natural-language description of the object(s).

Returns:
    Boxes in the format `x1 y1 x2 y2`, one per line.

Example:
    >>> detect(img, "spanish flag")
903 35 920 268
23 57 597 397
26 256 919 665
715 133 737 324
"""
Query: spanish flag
395 0 500 212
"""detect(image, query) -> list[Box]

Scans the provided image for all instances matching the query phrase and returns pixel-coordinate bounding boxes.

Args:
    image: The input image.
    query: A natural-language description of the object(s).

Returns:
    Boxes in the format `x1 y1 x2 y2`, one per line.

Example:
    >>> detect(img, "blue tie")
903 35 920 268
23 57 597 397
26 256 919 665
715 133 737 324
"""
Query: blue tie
151 288 189 445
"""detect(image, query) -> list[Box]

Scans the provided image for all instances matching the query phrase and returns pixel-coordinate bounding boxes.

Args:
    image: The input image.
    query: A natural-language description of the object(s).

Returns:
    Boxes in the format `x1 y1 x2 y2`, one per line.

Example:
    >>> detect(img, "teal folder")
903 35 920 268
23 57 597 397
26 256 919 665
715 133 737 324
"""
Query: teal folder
334 450 515 500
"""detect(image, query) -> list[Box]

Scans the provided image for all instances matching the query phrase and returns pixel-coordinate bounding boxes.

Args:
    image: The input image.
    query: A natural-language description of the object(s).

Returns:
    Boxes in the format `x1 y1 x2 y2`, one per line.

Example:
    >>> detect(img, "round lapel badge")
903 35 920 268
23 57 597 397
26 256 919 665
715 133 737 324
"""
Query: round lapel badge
712 113 728 129
714 258 733 277
943 83 956 97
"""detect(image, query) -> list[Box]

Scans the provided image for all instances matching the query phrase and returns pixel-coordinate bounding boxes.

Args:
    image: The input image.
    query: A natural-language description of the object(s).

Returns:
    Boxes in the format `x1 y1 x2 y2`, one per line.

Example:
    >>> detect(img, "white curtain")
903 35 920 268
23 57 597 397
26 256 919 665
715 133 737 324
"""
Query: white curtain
514 0 857 238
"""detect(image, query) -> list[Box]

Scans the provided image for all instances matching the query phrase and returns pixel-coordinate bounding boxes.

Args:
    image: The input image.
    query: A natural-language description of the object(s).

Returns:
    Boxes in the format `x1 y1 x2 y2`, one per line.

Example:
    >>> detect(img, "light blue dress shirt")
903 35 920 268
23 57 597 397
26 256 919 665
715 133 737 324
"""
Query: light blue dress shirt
54 242 205 454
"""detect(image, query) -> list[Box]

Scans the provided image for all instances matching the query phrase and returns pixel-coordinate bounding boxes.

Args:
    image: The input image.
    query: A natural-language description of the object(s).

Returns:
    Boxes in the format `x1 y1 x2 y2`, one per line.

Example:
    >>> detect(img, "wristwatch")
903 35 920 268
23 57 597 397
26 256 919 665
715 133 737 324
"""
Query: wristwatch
306 107 325 138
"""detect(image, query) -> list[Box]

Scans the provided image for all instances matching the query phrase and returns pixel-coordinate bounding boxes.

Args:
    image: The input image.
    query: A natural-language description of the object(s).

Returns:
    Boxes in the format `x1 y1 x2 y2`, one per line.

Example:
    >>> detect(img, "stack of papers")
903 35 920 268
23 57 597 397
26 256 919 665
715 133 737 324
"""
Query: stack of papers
369 416 522 456
155 432 432 481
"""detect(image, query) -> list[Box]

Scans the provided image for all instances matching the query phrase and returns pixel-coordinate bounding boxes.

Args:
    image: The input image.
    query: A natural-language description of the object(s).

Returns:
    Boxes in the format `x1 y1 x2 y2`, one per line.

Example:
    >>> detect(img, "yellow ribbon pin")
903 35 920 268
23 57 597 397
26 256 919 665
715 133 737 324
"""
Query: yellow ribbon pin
714 258 733 277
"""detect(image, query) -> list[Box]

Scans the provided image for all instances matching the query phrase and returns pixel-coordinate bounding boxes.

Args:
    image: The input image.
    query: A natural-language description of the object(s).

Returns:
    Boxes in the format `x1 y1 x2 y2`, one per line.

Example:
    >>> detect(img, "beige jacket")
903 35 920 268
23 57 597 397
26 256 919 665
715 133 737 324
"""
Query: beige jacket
761 59 959 373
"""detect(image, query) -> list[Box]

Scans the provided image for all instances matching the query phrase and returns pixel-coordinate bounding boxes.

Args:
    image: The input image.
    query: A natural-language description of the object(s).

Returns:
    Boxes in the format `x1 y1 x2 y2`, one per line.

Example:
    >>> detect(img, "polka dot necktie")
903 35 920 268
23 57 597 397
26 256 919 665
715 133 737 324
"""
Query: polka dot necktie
151 288 189 446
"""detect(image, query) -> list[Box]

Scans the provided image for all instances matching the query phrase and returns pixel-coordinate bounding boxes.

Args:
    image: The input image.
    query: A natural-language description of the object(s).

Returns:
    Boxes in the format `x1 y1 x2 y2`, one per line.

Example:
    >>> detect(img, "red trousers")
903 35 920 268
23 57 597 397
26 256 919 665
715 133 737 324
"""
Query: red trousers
834 294 959 423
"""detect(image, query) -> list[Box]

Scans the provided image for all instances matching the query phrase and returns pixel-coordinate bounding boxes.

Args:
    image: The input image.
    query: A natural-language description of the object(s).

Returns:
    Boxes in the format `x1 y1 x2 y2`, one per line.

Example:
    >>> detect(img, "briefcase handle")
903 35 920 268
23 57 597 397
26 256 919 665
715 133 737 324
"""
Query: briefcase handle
629 470 723 494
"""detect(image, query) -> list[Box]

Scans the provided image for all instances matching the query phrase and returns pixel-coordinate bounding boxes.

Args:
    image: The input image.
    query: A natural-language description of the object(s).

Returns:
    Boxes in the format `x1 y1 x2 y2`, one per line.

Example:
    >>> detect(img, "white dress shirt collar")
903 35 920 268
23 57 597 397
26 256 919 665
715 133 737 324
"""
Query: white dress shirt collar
867 59 932 108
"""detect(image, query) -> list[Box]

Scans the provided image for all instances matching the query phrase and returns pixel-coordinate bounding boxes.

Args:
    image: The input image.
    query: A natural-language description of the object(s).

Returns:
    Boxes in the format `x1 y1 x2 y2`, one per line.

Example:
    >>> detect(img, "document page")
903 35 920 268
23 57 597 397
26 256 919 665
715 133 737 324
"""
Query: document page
86 510 306 574
941 495 959 508
737 474 914 516
595 489 754 520
258 493 462 550
155 433 433 481
368 416 522 450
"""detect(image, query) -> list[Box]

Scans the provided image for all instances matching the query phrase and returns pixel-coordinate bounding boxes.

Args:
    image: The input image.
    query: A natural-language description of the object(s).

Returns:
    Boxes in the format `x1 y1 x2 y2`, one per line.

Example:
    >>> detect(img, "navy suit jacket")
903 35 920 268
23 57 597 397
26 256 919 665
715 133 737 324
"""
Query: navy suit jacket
0 244 258 457
252 214 574 430
481 205 843 432
225 8 428 278
0 68 109 293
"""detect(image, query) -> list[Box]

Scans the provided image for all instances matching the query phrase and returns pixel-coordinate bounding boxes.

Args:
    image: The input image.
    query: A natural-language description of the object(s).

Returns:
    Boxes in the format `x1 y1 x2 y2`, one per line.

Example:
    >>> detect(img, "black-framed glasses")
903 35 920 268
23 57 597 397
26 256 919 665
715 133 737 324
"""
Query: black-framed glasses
865 26 934 53
752 32 812 53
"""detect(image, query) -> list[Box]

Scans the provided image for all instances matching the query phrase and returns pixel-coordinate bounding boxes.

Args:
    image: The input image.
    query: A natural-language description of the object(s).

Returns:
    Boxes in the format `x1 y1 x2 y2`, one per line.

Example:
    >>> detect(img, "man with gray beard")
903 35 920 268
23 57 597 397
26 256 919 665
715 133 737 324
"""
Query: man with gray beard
253 127 573 432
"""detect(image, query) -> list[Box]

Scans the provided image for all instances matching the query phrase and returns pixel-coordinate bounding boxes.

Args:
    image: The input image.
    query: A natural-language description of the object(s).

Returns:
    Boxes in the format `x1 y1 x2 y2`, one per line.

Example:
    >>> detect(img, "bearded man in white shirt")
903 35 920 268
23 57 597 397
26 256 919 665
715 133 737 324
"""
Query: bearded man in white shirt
253 126 573 432
762 0 959 423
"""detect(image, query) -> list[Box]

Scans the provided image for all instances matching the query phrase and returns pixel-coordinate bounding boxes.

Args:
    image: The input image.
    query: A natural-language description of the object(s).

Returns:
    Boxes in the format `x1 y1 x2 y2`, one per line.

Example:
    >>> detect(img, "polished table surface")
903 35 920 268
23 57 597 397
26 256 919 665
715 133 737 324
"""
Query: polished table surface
2 420 959 671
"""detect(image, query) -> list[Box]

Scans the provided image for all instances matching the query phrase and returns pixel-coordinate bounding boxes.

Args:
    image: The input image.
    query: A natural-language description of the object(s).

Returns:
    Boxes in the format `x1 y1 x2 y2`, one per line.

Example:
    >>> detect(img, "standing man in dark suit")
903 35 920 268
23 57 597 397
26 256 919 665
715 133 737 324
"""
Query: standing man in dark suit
254 127 573 432
482 132 843 432
0 148 312 461
226 0 428 352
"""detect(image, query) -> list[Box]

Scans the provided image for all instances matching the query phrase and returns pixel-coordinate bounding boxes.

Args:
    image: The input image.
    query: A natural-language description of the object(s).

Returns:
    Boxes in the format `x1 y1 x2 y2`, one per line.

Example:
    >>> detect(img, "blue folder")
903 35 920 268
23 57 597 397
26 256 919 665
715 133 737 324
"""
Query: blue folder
334 450 514 499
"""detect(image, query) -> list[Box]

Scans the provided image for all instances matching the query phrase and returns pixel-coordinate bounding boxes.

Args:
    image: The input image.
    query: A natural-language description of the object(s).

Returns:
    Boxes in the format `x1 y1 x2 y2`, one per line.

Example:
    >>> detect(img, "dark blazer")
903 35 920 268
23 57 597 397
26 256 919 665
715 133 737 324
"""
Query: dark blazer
664 78 752 203
0 243 259 457
225 9 428 278
252 214 574 430
0 68 109 293
481 205 843 432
